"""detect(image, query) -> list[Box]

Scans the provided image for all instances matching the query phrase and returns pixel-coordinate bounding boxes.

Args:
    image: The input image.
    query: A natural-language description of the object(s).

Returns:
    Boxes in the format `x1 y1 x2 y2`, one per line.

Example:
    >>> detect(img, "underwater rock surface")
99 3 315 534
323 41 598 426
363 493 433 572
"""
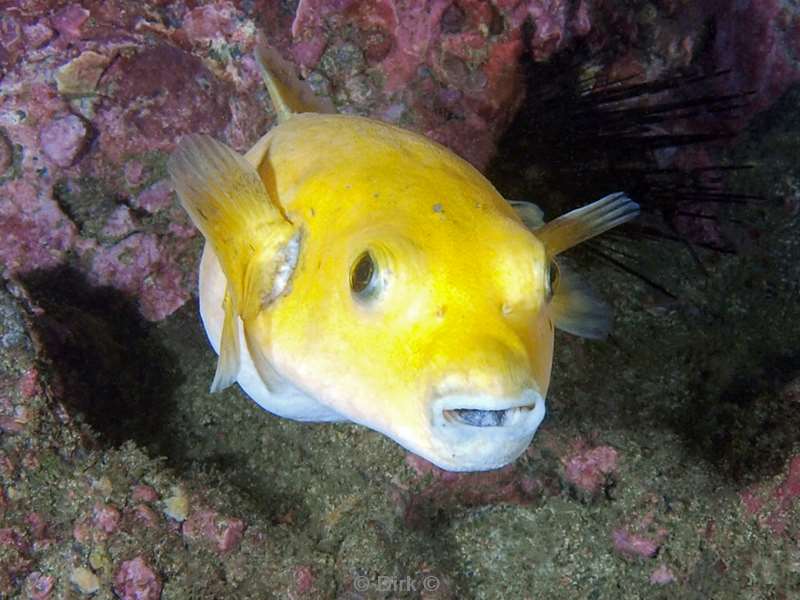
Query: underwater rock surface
1 0 798 322
1 1 799 598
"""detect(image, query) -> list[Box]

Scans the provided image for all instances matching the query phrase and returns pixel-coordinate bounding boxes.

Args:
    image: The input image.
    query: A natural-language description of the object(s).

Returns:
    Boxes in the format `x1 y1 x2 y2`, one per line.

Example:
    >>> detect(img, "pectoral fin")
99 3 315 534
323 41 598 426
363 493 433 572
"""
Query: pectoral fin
548 266 611 339
168 134 299 391
211 287 242 393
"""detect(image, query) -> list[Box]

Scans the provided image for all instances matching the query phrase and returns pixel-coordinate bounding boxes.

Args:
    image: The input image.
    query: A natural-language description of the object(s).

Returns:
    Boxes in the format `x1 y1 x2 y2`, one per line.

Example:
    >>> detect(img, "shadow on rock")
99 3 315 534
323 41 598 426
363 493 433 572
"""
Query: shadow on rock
677 351 800 484
18 265 181 447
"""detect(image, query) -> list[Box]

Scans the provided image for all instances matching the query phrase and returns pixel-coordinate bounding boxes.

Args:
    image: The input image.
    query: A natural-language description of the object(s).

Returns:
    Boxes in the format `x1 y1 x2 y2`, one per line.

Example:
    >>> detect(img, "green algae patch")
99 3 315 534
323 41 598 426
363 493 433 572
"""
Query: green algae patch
0 129 24 184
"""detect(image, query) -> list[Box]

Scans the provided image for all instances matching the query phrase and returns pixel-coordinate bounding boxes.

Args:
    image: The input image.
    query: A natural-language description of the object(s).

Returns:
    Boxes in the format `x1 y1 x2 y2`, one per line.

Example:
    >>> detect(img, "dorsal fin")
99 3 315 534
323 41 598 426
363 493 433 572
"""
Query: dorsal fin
508 200 545 229
255 35 336 122
533 192 639 341
535 192 639 258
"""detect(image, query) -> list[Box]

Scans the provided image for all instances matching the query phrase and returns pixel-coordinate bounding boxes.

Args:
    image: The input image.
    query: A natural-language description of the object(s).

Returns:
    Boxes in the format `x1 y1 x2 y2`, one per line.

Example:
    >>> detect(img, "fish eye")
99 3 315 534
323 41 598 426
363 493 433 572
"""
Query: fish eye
350 251 381 300
545 261 560 301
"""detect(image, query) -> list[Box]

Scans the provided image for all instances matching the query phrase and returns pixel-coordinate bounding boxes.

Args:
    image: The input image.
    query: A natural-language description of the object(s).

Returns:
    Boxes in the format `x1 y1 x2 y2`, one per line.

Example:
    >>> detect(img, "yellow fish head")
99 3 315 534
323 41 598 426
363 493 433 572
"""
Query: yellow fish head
245 198 555 471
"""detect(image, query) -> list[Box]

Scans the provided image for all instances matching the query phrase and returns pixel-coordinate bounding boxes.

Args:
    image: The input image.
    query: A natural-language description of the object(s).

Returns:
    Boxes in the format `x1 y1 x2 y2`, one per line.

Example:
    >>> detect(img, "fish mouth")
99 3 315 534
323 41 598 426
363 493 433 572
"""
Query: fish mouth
426 388 547 471
434 389 543 429
442 405 534 427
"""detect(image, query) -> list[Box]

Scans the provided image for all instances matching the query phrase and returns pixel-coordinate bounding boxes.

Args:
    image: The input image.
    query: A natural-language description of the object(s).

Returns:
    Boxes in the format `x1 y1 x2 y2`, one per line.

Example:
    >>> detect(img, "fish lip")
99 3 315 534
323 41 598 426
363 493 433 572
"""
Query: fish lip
431 389 543 428
424 388 547 471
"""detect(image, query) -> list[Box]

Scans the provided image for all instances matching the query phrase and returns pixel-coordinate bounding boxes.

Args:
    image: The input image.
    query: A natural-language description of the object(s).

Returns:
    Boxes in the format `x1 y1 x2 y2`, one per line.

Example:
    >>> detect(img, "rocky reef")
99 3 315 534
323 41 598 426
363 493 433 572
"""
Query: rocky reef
2 0 799 320
1 1 799 598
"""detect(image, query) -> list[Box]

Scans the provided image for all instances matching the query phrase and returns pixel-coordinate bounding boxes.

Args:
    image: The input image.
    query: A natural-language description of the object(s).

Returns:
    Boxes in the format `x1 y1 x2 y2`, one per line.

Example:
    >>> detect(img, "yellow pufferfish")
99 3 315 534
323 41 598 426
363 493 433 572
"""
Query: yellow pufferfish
168 41 639 472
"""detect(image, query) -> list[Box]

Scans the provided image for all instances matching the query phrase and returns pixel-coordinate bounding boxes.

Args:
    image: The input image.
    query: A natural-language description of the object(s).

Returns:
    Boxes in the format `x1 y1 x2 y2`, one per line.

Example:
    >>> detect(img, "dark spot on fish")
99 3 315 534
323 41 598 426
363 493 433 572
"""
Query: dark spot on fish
432 202 444 213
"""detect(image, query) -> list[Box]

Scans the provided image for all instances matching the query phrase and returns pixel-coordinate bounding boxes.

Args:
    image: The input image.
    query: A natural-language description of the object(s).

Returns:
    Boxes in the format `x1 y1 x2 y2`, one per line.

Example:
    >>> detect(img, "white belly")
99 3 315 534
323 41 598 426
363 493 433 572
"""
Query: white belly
198 244 344 422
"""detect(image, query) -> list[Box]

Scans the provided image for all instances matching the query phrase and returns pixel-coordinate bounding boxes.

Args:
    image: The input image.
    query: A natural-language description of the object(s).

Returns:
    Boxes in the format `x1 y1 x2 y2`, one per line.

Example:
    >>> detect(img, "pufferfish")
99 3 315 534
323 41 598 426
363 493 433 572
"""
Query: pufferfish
168 40 639 472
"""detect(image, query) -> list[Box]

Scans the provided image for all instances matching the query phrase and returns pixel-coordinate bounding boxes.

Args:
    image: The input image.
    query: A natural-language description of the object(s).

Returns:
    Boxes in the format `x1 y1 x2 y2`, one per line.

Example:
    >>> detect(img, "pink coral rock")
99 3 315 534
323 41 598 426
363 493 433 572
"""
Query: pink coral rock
92 502 121 535
400 453 545 528
132 180 173 214
0 180 76 276
649 564 676 585
72 519 91 545
124 160 145 187
100 206 137 240
24 513 48 541
523 0 589 60
50 4 90 42
288 0 545 168
24 571 54 600
740 454 800 536
182 509 246 553
0 527 32 587
131 485 159 503
95 44 232 163
710 0 800 121
39 115 89 167
0 527 29 553
86 231 194 321
88 233 160 296
0 415 25 433
612 528 661 559
22 20 53 49
113 556 162 600
562 442 619 494
138 260 193 322
182 3 237 43
18 369 41 399
131 505 160 529
0 13 23 61
293 565 315 595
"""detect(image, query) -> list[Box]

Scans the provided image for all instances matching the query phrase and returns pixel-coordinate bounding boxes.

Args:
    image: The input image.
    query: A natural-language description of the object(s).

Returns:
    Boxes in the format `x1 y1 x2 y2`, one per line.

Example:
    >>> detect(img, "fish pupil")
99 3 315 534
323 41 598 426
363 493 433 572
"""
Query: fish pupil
350 251 376 297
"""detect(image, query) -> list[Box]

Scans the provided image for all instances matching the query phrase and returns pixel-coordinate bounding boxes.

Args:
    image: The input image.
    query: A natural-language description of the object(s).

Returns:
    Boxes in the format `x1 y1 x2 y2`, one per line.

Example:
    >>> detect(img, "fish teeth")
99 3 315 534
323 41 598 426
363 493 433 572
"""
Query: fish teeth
450 408 508 427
